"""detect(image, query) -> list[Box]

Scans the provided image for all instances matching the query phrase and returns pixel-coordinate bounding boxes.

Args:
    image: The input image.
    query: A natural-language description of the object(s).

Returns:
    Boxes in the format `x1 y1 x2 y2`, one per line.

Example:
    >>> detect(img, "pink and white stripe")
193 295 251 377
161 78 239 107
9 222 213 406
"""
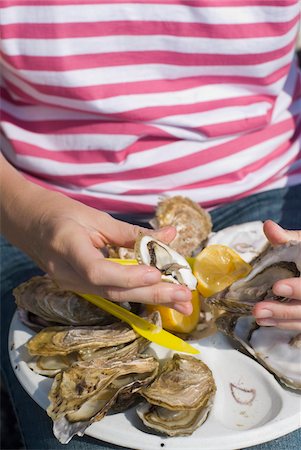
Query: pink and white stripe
1 0 300 214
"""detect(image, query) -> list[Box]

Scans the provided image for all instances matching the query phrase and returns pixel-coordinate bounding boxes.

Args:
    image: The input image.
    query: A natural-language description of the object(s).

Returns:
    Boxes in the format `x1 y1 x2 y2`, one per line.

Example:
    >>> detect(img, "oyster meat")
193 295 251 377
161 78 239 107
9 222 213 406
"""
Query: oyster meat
136 353 216 436
206 221 269 263
217 314 301 392
13 275 114 329
152 196 212 257
48 354 159 444
135 235 197 290
206 241 301 314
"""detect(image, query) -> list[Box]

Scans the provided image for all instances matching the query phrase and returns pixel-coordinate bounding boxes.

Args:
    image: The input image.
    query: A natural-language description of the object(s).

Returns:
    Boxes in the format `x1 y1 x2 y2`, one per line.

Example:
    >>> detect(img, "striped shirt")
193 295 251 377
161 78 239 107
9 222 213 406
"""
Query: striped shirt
1 0 301 215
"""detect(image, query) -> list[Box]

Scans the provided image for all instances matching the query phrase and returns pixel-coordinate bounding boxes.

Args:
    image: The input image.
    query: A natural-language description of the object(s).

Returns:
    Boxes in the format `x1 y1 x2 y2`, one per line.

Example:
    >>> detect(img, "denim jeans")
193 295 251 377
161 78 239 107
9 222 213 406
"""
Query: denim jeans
1 185 301 450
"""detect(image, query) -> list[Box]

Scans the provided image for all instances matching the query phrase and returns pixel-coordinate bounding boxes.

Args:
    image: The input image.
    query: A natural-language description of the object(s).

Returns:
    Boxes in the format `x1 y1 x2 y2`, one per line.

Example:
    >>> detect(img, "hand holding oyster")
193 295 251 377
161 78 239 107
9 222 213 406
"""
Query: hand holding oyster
11 207 301 447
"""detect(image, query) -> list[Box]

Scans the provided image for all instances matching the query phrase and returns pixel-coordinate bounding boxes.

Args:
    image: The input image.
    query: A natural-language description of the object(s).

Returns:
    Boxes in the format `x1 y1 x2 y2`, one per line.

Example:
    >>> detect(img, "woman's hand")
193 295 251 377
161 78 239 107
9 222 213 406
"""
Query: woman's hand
34 199 193 314
0 156 193 314
252 220 301 330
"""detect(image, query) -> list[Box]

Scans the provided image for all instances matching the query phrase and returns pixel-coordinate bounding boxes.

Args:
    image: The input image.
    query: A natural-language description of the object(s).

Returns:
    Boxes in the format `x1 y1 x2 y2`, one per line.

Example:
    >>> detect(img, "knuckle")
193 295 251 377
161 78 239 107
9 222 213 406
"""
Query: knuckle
151 286 163 305
84 263 101 285
102 288 124 303
132 224 144 239
280 309 293 320
120 267 136 289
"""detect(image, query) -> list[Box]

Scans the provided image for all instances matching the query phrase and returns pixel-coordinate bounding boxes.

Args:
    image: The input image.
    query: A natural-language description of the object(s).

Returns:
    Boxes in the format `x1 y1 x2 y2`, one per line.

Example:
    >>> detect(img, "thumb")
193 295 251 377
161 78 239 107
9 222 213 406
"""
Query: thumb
263 220 301 245
104 215 177 248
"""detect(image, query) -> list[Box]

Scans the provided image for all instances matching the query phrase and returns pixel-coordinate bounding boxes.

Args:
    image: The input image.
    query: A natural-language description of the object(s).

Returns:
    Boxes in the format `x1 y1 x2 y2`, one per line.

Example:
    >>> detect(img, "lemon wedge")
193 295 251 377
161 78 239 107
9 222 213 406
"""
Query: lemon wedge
193 245 252 298
146 290 200 334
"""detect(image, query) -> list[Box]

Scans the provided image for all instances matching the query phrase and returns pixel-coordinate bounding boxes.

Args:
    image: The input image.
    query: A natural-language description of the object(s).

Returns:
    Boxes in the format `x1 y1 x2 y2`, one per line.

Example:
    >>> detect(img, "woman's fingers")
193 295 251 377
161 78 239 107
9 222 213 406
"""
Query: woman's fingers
263 220 301 245
99 283 192 306
65 229 171 289
49 225 193 307
253 299 301 330
254 318 301 331
102 214 177 247
273 277 301 300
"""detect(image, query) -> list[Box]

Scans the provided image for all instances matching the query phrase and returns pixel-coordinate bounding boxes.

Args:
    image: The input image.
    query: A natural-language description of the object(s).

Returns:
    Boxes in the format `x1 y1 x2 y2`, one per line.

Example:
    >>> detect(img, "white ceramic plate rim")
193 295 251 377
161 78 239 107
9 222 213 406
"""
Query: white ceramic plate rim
9 312 301 450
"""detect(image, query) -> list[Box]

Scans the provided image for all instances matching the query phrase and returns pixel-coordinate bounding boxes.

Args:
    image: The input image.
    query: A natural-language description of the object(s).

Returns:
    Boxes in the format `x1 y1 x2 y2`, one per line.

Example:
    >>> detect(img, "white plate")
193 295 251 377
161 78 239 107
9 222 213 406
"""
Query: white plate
9 311 301 450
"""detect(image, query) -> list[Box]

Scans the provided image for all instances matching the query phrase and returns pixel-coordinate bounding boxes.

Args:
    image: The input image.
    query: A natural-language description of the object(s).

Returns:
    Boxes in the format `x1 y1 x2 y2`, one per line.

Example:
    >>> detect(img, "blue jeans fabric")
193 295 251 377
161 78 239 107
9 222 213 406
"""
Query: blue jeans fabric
1 185 301 450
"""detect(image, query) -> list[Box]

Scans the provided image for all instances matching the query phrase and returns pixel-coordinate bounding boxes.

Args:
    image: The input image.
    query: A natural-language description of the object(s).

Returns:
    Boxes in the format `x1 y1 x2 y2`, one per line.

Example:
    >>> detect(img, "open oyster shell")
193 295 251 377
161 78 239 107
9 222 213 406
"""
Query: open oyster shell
206 221 269 263
13 275 114 329
206 241 301 314
135 235 197 290
152 196 212 257
217 314 301 392
48 354 159 444
136 354 216 436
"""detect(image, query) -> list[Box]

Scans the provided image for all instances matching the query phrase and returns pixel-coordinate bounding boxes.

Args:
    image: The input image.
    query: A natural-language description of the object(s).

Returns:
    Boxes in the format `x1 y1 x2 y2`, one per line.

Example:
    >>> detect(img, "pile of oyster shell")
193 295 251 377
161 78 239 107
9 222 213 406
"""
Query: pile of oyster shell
13 196 301 444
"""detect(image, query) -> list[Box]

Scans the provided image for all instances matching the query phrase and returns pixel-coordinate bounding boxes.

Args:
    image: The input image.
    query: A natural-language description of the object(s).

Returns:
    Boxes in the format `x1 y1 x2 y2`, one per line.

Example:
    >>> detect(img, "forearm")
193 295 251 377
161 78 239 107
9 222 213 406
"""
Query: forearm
0 155 65 259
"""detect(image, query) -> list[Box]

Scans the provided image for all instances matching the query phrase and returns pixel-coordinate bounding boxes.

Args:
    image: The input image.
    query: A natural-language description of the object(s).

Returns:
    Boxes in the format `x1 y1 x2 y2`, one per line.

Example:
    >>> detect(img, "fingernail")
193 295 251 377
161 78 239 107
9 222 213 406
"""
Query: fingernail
173 303 191 314
257 319 276 327
273 284 293 297
172 289 190 302
255 309 273 319
143 270 160 284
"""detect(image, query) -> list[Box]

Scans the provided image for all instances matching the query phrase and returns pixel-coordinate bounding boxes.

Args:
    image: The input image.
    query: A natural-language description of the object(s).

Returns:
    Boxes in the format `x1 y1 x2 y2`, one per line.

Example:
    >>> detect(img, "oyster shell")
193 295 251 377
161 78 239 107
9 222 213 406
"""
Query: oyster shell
136 354 216 436
206 221 269 263
28 333 151 378
135 235 197 290
217 314 301 392
13 275 113 328
206 241 301 314
47 354 159 444
27 312 161 377
26 323 138 357
152 196 212 257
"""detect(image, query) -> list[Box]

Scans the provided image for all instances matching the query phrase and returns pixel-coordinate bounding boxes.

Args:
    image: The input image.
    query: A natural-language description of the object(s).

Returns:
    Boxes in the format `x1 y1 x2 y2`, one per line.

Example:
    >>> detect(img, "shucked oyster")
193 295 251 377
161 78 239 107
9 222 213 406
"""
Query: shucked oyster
48 354 159 444
152 196 212 257
135 235 197 290
217 314 301 392
206 241 301 314
137 354 216 436
13 275 113 329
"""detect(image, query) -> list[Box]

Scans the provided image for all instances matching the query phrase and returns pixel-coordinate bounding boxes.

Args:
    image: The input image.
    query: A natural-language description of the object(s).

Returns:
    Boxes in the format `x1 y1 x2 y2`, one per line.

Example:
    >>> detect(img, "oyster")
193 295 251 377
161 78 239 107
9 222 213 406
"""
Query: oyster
151 196 212 257
206 221 269 263
27 312 161 377
136 354 216 436
206 241 301 314
26 323 138 357
107 245 136 260
135 235 197 290
217 314 301 392
13 275 113 329
47 354 159 444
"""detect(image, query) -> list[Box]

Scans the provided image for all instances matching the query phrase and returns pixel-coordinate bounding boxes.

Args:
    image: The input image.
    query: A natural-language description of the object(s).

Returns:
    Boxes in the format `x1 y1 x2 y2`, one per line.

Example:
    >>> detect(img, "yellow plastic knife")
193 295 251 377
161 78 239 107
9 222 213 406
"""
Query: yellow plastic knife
78 293 199 355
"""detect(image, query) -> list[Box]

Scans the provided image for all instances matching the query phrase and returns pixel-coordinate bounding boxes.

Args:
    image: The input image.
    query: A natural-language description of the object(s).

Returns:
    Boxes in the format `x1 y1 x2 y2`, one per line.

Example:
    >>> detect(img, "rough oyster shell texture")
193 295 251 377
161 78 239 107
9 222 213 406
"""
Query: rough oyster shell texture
48 354 160 444
27 312 160 377
206 241 301 315
137 353 216 436
153 196 212 257
13 275 114 329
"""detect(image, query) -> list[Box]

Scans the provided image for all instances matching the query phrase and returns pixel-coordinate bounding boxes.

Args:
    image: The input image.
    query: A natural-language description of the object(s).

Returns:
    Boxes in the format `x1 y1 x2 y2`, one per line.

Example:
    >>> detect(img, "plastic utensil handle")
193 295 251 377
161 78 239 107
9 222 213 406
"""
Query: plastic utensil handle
79 293 155 330
78 293 200 354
